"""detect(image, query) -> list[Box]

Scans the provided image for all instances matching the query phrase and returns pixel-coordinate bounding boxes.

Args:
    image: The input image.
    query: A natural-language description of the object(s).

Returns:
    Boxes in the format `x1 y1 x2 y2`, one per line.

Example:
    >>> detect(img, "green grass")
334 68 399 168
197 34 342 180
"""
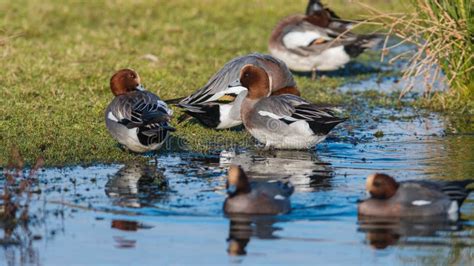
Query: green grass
0 0 421 166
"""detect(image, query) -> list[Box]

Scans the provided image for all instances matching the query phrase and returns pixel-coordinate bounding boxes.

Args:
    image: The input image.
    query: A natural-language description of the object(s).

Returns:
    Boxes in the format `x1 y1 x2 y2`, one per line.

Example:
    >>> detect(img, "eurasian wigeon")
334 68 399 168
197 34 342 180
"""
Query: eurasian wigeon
165 53 300 129
238 64 345 149
305 0 355 31
224 165 294 215
105 162 168 208
105 69 175 153
358 173 474 220
268 0 381 78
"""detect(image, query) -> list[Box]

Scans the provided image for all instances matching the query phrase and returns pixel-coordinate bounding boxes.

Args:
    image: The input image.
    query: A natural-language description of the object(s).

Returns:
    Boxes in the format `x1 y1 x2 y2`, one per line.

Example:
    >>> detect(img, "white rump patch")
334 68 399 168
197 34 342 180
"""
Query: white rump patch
283 31 325 49
411 200 431 206
216 104 242 129
447 201 459 221
316 46 351 71
107 112 119 122
274 195 286 200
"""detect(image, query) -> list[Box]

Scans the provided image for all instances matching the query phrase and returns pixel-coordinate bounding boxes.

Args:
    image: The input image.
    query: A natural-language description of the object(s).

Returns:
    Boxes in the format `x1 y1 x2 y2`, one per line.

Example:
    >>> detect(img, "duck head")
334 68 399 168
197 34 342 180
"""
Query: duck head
239 64 271 100
366 173 399 199
110 69 145 96
226 165 251 196
305 0 323 15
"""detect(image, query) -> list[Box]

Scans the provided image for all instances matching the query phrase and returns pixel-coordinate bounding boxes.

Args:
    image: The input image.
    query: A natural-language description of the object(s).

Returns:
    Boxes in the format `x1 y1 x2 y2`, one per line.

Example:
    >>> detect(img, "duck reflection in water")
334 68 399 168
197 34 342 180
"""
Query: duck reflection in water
221 150 333 192
357 216 464 249
105 162 168 208
226 215 281 256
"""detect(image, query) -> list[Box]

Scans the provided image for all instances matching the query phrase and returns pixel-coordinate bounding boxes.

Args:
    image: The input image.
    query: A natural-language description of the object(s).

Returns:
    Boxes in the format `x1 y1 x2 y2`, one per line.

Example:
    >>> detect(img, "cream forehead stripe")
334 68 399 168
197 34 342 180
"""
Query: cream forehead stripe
228 166 241 183
366 174 376 189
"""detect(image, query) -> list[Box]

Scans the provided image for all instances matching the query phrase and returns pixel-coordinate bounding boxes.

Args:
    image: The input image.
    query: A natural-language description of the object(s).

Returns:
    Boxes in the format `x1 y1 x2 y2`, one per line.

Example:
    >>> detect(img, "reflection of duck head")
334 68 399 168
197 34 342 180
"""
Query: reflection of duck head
226 214 280 256
357 215 461 249
222 150 333 192
105 162 168 208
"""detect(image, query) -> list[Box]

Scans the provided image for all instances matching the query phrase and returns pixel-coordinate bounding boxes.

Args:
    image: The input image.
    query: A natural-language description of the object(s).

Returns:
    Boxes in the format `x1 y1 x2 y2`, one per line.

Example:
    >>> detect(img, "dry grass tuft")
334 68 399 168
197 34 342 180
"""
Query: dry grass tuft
357 0 473 100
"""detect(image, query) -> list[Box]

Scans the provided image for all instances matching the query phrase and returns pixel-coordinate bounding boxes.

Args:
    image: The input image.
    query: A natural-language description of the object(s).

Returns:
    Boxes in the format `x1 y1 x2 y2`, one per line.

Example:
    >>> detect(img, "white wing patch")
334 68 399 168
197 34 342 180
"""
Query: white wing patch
205 86 247 103
258 111 298 122
282 31 328 49
274 195 286 200
107 112 119 122
258 111 284 119
411 200 431 206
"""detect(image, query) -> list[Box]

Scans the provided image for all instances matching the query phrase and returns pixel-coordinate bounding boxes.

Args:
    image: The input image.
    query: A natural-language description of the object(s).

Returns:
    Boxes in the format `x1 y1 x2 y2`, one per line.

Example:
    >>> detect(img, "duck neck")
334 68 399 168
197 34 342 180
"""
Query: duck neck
271 86 300 96
240 97 259 126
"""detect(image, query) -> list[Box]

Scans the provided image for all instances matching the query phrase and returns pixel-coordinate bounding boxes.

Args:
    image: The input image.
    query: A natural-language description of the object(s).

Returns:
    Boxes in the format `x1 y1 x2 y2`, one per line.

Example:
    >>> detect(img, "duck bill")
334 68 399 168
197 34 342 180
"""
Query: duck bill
228 79 243 88
136 84 145 91
225 79 247 95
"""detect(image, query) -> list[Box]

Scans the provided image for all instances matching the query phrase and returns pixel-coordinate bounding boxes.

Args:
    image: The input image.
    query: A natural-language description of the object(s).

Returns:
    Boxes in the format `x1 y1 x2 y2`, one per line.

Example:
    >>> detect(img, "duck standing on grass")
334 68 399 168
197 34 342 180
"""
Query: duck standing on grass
165 53 300 129
268 0 381 79
358 173 474 220
238 64 345 150
105 69 175 153
224 165 294 215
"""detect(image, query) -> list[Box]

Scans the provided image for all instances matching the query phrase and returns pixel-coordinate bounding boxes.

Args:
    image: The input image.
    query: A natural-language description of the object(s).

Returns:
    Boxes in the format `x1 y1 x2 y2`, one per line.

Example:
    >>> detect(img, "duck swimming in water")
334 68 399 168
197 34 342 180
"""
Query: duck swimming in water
224 165 294 215
358 173 474 220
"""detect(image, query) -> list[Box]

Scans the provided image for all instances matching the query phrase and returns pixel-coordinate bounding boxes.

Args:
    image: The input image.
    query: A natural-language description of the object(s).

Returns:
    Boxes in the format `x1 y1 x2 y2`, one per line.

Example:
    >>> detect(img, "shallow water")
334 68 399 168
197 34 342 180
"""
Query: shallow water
2 103 473 265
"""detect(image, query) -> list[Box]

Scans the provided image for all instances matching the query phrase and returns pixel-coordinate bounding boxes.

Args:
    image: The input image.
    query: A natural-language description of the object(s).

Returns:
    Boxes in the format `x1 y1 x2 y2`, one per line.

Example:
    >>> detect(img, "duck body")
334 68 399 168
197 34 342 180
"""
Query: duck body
237 65 345 150
105 91 173 152
169 53 299 129
269 8 380 72
358 173 474 220
224 180 294 215
105 69 174 153
241 94 344 149
224 165 294 215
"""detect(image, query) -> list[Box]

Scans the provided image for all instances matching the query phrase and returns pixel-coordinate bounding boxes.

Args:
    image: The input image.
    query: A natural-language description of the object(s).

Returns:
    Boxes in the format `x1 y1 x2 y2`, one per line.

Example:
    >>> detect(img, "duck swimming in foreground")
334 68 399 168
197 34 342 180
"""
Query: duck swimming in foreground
358 173 474 220
105 69 175 153
166 53 300 129
224 165 294 215
238 64 345 149
268 0 381 78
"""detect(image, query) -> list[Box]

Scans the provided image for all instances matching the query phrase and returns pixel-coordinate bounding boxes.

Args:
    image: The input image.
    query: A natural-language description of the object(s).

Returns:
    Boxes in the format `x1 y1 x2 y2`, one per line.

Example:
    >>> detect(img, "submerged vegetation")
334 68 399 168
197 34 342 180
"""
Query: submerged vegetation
1 146 43 244
0 0 471 166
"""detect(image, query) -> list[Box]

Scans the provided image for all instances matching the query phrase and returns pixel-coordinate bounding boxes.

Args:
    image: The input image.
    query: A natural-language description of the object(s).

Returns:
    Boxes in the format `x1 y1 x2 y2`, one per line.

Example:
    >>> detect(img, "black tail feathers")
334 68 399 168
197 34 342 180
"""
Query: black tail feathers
164 96 186 105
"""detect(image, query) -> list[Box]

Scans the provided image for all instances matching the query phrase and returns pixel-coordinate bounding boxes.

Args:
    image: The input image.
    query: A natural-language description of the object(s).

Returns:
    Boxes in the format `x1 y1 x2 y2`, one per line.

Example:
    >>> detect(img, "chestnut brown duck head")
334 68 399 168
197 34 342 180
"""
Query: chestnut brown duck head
110 69 145 96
